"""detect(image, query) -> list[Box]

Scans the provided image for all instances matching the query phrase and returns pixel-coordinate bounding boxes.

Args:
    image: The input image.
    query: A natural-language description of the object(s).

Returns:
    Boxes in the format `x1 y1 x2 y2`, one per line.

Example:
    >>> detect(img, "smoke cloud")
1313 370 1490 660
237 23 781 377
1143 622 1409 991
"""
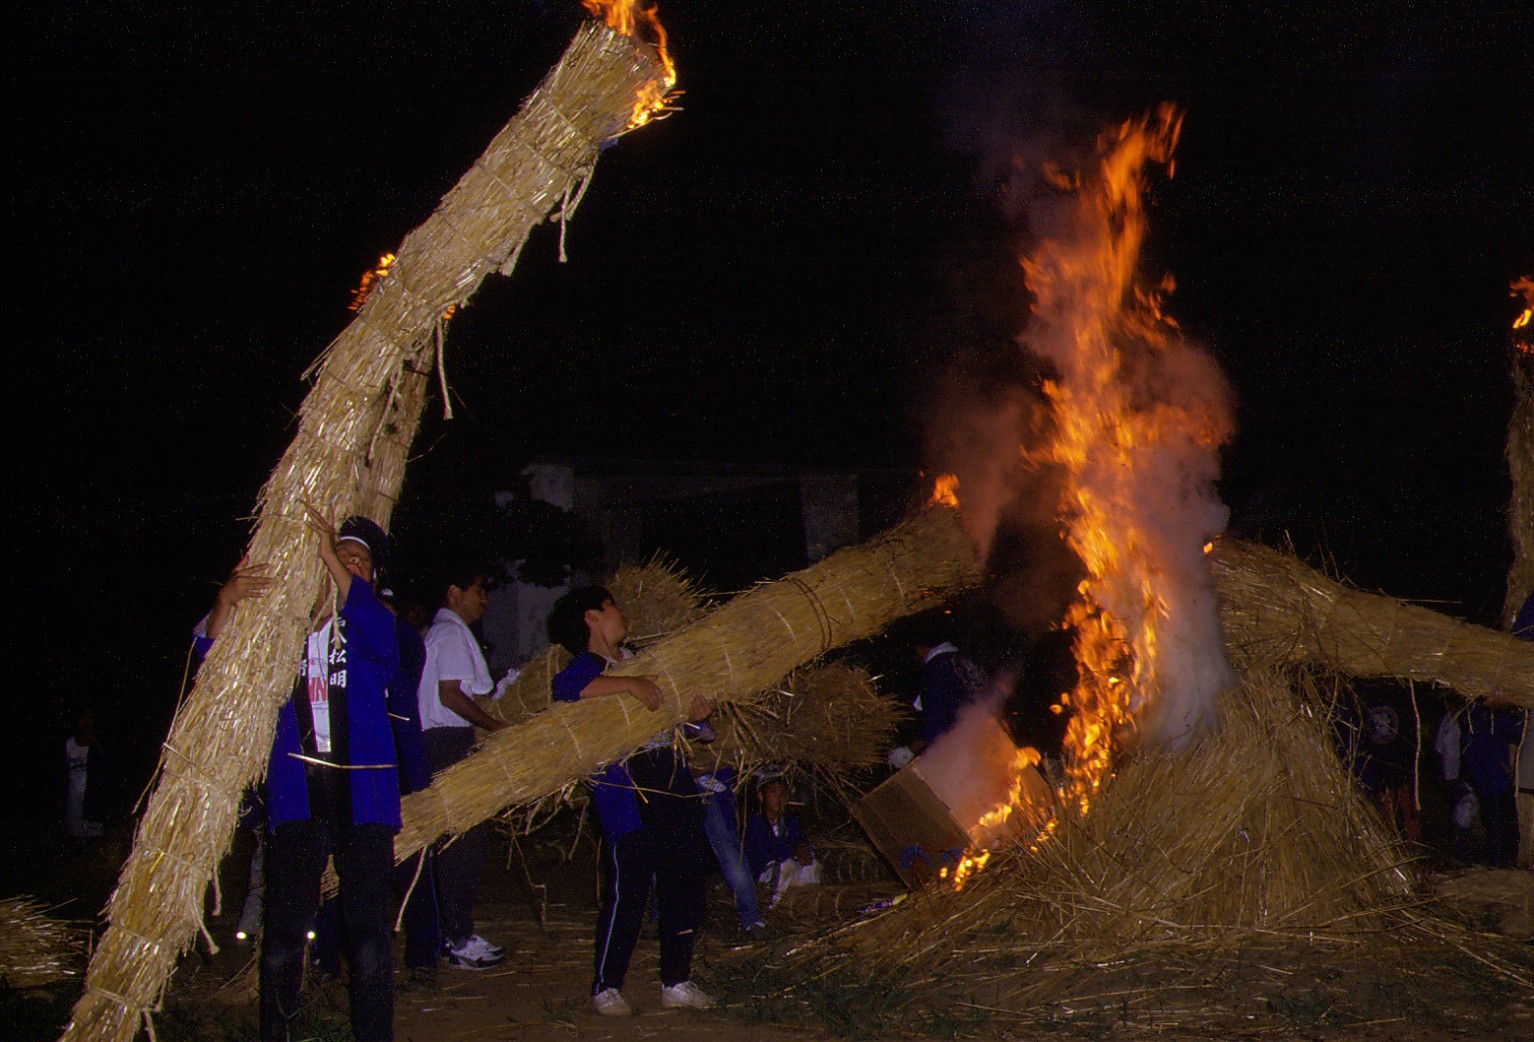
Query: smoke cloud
922 8 1236 757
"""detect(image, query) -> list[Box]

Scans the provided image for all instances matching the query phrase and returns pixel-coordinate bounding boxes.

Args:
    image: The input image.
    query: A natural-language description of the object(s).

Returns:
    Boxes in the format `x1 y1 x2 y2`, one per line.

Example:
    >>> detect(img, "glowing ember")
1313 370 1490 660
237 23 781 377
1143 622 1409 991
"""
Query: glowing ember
949 849 990 892
582 1 678 130
349 253 396 312
1513 276 1534 354
929 473 961 507
348 251 457 321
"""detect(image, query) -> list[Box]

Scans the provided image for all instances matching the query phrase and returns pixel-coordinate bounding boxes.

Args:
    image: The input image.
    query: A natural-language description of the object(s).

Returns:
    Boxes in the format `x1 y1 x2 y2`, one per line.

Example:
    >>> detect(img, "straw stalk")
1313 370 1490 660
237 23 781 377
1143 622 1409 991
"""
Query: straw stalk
63 22 670 1042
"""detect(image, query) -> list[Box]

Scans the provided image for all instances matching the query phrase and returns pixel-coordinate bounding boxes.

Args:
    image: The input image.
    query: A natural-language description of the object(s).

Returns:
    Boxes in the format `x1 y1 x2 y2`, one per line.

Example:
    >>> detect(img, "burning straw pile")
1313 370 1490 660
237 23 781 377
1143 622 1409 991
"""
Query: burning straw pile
776 540 1534 1029
65 18 672 1042
828 667 1412 976
783 667 1499 1032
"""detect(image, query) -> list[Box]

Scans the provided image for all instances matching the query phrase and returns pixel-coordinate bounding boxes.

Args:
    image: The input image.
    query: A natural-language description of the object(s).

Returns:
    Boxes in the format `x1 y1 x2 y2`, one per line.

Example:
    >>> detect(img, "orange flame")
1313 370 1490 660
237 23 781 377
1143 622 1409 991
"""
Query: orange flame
1513 276 1534 354
1026 106 1209 816
349 253 396 312
582 1 678 130
349 252 457 321
929 473 960 507
934 106 1233 893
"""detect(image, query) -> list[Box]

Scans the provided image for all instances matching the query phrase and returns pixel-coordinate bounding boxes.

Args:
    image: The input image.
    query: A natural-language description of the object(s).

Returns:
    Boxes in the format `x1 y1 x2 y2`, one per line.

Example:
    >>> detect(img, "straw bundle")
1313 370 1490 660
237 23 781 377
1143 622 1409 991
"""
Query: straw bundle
696 662 902 797
485 556 710 725
390 504 981 865
0 897 84 990
490 645 572 726
1505 339 1534 622
64 23 670 1042
1213 538 1534 707
824 665 1413 977
608 554 713 645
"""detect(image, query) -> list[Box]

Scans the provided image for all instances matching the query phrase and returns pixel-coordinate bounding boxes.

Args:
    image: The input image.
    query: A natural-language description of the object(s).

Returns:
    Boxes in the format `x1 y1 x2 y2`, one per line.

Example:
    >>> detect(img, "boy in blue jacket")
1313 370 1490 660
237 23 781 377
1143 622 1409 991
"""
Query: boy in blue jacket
200 514 401 1042
744 774 821 906
547 585 715 1016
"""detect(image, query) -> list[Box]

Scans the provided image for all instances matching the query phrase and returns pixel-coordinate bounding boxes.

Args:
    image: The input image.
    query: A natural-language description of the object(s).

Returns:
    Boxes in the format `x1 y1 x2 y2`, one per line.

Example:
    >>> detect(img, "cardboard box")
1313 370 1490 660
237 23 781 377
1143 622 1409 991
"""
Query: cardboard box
851 759 973 889
853 715 1054 889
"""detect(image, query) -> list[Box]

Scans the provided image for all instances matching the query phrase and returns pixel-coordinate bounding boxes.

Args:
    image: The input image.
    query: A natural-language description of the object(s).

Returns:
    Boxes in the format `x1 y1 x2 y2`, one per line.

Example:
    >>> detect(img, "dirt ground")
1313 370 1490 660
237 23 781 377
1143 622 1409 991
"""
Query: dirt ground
7 820 1533 1041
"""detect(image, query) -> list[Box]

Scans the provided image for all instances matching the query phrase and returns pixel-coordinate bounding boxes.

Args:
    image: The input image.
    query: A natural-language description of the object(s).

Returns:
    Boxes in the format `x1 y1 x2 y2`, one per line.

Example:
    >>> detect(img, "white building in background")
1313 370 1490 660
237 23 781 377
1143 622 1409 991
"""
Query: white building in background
480 458 877 675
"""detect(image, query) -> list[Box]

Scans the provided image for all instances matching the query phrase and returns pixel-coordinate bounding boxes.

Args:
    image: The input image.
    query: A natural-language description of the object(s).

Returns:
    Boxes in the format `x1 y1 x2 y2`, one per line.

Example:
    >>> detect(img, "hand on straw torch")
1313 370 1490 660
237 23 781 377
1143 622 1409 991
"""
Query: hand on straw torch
577 674 665 711
204 557 275 641
303 501 373 602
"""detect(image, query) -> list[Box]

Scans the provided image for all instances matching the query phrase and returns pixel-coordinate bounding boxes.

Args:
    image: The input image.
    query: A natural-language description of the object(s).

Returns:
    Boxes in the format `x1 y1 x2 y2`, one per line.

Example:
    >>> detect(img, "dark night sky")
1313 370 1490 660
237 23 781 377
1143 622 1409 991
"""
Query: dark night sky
10 1 1533 816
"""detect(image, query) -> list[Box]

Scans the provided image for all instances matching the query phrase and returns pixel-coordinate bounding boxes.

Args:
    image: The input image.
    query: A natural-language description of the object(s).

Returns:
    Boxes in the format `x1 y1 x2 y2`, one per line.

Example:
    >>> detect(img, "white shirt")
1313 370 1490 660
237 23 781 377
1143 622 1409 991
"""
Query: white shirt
418 608 494 730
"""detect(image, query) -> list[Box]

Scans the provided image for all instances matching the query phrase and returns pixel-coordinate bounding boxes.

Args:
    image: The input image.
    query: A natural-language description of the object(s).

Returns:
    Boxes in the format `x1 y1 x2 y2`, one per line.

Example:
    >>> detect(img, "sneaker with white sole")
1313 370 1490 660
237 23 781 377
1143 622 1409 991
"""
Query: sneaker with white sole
661 980 715 1009
593 987 632 1016
465 933 504 957
443 936 504 970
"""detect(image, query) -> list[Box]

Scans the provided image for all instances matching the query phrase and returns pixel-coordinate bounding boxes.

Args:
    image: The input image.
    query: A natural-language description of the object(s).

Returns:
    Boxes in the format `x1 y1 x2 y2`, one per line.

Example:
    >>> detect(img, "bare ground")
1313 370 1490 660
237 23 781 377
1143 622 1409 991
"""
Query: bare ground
6 822 1532 1041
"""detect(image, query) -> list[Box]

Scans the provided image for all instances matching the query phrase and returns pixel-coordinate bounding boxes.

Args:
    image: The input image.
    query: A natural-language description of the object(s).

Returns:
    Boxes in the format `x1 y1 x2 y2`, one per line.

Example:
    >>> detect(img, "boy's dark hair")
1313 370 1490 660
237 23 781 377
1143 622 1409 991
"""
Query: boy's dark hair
434 559 490 606
338 515 389 567
896 608 959 651
547 585 614 656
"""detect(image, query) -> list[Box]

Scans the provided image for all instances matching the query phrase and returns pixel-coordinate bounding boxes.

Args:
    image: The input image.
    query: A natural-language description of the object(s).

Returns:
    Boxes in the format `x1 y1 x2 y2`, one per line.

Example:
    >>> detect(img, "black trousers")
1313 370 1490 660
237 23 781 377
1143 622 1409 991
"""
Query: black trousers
592 749 708 993
260 820 394 1042
311 851 440 975
421 727 486 947
1477 786 1521 867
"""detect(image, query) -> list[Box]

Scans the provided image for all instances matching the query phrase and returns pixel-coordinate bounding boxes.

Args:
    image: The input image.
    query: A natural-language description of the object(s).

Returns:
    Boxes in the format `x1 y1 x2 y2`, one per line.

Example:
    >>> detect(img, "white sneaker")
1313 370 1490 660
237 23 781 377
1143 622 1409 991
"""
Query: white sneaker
443 937 503 970
593 987 632 1016
661 980 715 1009
465 933 504 957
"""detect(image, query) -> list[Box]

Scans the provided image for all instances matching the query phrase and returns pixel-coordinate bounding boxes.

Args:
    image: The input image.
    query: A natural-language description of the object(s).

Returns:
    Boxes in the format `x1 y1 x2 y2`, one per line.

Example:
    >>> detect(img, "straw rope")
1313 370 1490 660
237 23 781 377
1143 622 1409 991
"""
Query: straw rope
62 22 669 1042
1213 538 1534 707
388 505 981 867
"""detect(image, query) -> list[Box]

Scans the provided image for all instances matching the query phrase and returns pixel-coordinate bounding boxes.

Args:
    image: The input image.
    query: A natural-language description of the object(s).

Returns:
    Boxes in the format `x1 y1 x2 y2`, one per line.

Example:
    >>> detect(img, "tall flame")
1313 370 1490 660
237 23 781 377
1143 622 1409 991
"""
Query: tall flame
582 1 677 129
1025 105 1235 813
922 107 1233 892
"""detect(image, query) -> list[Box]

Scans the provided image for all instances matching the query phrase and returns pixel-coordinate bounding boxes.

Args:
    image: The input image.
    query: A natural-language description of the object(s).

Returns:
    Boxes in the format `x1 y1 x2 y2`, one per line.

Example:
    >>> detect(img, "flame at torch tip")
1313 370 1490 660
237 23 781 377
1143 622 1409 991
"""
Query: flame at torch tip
929 473 961 507
582 0 677 129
